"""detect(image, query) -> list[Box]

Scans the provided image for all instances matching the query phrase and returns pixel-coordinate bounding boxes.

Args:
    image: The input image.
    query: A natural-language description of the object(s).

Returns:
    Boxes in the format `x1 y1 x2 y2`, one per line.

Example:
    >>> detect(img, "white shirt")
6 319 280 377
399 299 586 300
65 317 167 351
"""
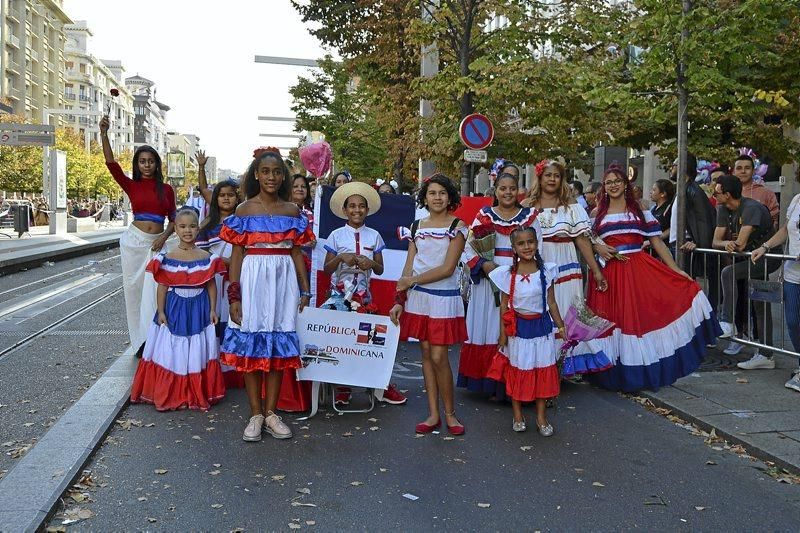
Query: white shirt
325 224 386 296
784 194 800 284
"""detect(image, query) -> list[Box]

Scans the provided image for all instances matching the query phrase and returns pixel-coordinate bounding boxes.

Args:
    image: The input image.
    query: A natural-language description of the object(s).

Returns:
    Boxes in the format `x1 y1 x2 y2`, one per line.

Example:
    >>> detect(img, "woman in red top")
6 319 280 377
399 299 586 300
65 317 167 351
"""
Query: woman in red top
100 115 176 356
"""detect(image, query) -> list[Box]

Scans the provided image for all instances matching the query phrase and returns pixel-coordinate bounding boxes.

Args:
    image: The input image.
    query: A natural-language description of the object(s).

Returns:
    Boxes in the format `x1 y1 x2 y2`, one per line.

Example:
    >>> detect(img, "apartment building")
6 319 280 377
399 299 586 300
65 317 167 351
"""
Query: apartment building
63 20 134 152
167 131 201 171
0 0 72 120
125 73 169 157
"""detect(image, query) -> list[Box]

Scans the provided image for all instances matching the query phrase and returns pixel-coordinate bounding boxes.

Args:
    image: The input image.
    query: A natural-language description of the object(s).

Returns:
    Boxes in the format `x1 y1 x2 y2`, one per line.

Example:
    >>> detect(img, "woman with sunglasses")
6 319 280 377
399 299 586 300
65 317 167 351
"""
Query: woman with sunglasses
586 163 721 392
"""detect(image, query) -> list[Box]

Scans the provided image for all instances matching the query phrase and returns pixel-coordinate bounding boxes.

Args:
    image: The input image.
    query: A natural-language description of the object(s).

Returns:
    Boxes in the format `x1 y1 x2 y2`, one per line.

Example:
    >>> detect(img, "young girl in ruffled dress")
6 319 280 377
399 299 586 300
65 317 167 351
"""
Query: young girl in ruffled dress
487 226 565 436
219 149 314 442
131 207 227 411
390 174 467 435
195 173 242 388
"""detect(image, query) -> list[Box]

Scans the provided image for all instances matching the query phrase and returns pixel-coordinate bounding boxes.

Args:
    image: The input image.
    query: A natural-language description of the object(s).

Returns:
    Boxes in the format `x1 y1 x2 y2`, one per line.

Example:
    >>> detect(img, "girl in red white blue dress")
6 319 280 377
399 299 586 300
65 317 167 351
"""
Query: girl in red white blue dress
131 207 227 411
487 226 564 436
390 174 468 435
458 172 542 398
588 163 721 391
196 175 242 389
220 149 314 442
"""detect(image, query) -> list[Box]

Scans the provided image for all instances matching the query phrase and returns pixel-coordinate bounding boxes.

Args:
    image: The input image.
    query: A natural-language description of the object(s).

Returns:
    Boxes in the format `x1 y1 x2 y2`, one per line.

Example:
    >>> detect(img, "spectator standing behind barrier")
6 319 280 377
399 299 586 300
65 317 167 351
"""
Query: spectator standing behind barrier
713 175 780 366
649 179 675 243
735 154 779 229
749 193 800 391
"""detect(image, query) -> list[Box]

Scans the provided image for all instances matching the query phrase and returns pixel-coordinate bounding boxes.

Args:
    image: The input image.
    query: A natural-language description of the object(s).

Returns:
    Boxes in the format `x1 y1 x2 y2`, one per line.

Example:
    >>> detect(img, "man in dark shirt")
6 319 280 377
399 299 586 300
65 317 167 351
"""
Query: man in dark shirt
712 175 779 367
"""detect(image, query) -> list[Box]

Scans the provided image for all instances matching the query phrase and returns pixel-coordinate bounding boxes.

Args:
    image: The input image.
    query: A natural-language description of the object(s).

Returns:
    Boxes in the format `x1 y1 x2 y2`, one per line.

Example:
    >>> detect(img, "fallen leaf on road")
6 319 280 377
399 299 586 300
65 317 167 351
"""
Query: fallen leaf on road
23 422 34 427
350 481 363 486
520 446 532 451
213 463 221 467
296 487 311 495
736 378 749 384
402 493 419 501
211 503 223 509
367 418 378 423
154 469 168 475
369 426 380 431
145 423 155 427
137 497 147 502
477 503 491 508
291 502 317 507
592 482 605 487
644 495 667 506
271 474 286 481
147 517 157 523
705 461 717 465
289 524 302 530
694 506 707 511
379 468 387 472
306 521 316 525
414 434 425 438
342 432 353 437
209 470 221 476
192 435 201 440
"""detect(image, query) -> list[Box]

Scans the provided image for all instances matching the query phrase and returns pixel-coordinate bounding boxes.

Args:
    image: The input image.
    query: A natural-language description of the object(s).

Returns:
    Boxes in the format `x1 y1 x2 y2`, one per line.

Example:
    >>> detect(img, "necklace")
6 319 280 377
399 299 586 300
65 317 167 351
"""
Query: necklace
178 243 195 251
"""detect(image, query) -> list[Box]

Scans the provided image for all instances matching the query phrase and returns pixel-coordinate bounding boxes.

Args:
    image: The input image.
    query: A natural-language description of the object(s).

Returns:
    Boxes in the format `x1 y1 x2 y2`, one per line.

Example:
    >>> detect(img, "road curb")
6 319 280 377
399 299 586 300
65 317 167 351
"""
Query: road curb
639 390 800 476
0 348 135 532
0 237 121 276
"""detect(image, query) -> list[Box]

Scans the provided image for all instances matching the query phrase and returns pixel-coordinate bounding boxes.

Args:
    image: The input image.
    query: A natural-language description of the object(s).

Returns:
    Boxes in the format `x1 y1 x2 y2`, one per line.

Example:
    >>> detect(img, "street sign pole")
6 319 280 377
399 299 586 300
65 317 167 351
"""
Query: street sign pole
459 113 494 196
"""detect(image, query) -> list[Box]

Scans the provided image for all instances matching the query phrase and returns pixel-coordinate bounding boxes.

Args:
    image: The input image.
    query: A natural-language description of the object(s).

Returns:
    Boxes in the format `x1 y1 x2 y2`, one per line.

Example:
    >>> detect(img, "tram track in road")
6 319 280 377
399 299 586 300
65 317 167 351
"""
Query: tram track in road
0 284 123 361
0 253 120 299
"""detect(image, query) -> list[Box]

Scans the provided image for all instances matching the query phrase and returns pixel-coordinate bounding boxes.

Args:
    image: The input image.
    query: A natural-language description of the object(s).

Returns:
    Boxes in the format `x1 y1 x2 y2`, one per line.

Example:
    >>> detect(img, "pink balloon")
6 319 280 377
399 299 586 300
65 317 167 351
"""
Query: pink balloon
299 142 332 179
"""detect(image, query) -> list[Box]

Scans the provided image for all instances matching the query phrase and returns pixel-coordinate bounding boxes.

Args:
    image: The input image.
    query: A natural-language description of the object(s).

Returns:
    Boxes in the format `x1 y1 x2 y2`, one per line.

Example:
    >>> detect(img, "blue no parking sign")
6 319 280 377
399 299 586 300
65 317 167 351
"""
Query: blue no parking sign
459 113 494 150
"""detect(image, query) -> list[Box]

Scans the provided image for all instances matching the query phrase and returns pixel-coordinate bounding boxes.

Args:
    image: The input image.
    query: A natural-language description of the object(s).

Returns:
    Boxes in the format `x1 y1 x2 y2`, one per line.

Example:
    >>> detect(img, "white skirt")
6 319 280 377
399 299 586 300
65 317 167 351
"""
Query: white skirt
120 224 159 349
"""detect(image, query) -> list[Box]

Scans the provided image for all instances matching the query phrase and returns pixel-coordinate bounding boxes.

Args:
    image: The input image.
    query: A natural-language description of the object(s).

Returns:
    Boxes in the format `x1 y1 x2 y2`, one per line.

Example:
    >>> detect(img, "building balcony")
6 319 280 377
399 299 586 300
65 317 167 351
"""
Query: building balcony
8 87 22 101
7 34 20 49
29 48 38 62
5 6 22 23
78 94 91 102
64 91 76 100
79 116 93 125
5 59 22 75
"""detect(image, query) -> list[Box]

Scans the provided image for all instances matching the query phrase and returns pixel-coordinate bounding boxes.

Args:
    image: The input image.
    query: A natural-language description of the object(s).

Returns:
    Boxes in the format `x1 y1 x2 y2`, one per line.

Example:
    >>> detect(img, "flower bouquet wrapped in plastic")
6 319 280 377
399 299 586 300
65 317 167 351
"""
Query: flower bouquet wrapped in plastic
467 223 501 305
559 297 614 378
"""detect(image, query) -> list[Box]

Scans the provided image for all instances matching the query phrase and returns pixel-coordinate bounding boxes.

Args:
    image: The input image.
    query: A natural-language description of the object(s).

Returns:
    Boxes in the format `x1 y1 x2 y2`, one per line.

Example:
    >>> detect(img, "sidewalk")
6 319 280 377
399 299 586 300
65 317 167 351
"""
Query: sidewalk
642 351 800 474
0 222 124 275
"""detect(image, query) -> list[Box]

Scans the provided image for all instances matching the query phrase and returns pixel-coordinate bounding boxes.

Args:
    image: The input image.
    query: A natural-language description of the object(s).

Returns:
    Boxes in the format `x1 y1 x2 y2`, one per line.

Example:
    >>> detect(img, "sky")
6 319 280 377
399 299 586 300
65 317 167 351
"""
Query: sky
64 0 329 173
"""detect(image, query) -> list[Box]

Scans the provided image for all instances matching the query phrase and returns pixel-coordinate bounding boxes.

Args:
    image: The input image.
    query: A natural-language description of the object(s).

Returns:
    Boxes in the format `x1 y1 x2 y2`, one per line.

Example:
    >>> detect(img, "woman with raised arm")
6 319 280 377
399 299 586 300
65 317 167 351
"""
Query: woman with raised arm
100 115 176 356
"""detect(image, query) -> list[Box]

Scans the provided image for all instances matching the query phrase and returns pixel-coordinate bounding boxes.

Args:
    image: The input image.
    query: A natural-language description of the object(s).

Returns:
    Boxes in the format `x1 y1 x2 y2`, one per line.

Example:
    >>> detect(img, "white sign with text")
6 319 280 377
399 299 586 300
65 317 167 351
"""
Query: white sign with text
296 307 400 389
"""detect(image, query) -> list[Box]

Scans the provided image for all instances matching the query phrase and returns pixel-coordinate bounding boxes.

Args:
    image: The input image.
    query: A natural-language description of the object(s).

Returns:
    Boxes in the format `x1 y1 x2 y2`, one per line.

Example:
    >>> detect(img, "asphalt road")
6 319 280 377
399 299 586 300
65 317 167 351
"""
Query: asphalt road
0 250 128 479
45 346 800 531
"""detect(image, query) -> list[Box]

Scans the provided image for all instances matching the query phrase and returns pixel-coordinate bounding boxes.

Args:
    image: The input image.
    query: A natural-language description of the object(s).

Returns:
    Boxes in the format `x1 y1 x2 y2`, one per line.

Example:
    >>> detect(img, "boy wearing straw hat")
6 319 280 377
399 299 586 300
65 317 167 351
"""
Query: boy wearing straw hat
323 182 407 406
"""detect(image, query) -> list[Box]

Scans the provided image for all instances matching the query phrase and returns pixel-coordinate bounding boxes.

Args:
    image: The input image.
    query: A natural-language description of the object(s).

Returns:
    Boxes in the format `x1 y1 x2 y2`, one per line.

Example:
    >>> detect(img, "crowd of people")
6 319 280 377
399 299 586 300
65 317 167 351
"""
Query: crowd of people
101 106 799 445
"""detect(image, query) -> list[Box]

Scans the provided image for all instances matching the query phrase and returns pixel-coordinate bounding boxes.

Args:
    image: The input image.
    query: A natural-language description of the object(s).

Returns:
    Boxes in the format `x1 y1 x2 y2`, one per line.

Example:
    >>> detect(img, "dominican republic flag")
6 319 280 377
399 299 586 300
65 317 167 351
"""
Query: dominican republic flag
311 185 415 315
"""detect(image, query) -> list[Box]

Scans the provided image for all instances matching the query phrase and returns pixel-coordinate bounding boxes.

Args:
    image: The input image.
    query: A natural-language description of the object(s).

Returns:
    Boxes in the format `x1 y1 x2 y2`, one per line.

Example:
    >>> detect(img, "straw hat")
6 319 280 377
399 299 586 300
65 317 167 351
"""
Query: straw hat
330 181 381 220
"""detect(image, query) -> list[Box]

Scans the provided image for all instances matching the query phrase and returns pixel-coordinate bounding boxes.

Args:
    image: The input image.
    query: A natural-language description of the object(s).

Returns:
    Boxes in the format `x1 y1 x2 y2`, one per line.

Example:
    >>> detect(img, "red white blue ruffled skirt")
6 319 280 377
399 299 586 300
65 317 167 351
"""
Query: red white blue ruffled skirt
400 285 467 345
131 287 225 410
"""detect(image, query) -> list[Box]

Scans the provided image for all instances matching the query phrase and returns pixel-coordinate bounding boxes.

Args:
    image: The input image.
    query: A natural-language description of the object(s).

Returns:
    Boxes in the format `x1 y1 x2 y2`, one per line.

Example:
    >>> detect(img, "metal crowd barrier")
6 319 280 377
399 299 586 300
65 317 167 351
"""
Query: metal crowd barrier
688 247 799 360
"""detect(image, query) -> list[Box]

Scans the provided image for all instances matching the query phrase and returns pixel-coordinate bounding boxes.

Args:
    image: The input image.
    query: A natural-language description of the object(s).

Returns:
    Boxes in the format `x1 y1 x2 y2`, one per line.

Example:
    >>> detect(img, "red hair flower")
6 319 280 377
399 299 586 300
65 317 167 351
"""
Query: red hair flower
253 146 281 159
110 88 119 97
534 159 552 178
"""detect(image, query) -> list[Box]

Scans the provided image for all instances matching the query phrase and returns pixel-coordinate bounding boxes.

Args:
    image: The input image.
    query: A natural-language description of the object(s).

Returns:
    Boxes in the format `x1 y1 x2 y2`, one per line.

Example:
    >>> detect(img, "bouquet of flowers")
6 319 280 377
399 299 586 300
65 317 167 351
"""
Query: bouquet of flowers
467 223 501 305
591 232 629 268
559 297 614 378
320 278 377 314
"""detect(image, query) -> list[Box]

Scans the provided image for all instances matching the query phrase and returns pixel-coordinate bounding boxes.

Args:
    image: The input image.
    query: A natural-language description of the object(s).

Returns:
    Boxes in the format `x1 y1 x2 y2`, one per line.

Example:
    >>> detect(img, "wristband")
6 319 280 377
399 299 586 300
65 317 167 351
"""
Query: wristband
227 281 242 304
300 291 312 298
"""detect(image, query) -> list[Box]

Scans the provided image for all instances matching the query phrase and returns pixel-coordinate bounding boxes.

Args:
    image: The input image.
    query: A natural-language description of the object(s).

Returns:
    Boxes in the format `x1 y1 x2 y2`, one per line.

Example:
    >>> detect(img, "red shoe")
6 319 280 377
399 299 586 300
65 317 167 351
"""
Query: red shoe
415 420 441 434
445 411 465 436
335 387 351 406
377 384 407 405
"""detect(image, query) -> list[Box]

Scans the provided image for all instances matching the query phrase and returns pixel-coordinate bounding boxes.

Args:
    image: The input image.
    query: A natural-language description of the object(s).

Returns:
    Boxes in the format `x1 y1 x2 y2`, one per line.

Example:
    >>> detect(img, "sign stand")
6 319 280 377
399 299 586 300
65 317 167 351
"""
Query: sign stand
458 114 494 196
48 149 67 235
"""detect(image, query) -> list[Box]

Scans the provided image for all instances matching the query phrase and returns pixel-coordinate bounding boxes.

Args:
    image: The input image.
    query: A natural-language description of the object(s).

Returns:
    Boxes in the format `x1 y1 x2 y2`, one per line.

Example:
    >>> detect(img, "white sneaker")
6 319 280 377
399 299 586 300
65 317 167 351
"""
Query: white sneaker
243 415 264 442
785 371 800 393
718 321 736 339
723 341 744 355
737 353 775 370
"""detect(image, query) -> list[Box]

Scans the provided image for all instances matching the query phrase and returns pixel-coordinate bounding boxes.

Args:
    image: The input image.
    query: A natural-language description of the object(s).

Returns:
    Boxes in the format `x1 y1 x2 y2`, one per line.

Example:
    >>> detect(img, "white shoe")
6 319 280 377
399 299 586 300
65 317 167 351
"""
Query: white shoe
718 321 736 339
263 411 292 439
243 415 264 442
723 341 744 355
737 353 775 370
785 371 800 393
